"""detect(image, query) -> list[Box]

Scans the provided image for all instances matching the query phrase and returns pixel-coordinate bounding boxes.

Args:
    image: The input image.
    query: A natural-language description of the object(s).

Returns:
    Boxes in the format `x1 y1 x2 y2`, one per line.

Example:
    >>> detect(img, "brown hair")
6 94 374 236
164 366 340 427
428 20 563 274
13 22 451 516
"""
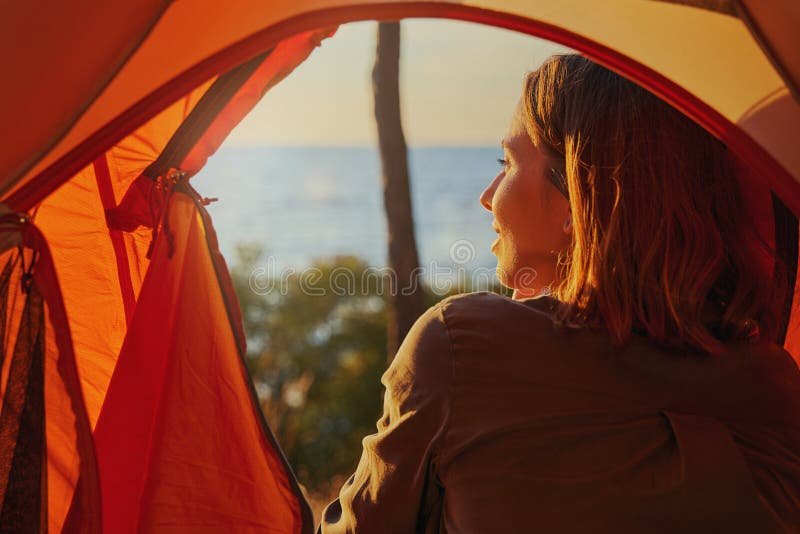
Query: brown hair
523 54 785 355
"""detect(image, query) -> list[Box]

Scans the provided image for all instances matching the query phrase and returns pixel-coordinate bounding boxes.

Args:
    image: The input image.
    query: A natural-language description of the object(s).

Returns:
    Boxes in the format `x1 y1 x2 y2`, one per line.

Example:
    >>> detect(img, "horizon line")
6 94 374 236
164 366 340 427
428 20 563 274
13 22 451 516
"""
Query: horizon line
222 143 502 149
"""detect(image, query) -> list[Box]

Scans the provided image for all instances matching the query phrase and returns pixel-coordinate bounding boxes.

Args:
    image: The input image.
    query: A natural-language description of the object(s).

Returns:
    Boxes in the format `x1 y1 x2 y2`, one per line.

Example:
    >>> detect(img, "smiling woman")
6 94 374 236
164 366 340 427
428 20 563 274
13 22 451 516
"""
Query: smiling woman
318 54 800 532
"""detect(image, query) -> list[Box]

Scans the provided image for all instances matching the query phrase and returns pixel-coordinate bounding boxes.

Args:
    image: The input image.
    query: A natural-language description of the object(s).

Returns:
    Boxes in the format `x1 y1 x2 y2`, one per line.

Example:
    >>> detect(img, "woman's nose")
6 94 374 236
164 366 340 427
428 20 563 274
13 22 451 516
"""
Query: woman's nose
480 174 500 212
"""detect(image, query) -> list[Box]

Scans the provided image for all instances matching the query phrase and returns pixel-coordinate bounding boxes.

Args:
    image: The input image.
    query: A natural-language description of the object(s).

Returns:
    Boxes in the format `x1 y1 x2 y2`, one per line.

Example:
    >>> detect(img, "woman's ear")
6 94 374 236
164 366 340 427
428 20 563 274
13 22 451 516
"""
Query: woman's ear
563 211 572 234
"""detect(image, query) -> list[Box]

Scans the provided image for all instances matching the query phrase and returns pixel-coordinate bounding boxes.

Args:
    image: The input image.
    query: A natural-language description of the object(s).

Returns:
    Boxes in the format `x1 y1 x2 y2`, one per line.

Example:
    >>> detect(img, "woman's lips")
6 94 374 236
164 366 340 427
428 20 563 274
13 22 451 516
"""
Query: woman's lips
491 223 500 250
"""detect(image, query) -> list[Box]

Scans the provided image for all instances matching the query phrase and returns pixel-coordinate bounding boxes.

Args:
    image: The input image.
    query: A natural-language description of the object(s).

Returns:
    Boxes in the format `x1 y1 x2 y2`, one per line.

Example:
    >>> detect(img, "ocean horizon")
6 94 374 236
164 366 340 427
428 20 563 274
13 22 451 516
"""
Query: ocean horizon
193 145 504 277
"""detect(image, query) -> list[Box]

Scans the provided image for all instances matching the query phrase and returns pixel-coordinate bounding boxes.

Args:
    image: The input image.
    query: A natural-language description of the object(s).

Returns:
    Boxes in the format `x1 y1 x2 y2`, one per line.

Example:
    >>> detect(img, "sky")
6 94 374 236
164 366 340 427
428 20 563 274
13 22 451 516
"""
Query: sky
225 19 571 147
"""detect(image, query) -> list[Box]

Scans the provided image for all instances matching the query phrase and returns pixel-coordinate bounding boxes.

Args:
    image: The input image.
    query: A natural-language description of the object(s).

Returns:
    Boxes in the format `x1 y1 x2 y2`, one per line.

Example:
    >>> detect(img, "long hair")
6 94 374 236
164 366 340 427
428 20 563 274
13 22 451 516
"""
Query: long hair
523 54 786 355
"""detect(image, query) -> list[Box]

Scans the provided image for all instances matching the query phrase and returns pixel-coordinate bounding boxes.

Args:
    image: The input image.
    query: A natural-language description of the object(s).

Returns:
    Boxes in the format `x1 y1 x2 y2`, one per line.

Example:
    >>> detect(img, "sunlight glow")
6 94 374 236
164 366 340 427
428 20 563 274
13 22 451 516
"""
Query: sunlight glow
225 19 571 147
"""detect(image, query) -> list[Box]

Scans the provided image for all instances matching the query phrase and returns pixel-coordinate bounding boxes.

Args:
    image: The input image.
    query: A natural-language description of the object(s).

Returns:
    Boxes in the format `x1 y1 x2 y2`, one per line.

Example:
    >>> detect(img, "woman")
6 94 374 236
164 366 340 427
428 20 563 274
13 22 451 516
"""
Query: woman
318 54 800 532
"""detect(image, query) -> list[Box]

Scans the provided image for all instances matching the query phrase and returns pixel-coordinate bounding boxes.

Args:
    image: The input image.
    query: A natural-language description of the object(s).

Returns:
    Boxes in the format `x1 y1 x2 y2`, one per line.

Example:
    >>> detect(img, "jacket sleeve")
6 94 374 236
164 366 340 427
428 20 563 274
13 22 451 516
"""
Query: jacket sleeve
317 302 453 533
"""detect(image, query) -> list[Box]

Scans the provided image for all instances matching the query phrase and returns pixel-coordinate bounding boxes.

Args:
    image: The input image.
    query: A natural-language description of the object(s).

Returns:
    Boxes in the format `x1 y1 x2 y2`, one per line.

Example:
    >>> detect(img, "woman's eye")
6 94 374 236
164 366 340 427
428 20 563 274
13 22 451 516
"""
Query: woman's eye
497 158 509 168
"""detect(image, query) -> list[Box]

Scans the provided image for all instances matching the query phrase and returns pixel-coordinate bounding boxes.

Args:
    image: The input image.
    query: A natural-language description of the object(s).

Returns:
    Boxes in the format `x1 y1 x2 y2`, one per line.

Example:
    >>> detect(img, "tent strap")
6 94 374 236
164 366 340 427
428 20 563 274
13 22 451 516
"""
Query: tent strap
143 48 274 180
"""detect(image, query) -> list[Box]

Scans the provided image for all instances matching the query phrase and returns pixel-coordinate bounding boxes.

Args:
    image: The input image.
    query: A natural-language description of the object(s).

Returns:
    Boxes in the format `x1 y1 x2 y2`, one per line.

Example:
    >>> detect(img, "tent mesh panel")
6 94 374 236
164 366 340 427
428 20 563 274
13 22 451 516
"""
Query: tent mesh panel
0 257 47 532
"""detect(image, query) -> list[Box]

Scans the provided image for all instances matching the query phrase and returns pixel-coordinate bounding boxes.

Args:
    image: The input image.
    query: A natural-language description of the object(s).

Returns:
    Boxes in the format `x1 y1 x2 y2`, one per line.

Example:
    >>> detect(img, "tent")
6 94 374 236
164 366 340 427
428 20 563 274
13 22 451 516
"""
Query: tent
0 1 798 532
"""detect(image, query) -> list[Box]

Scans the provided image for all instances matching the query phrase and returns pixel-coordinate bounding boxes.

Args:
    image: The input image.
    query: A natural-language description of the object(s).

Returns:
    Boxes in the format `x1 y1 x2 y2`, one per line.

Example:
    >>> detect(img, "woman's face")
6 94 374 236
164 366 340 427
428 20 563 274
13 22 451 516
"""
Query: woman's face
479 98 572 299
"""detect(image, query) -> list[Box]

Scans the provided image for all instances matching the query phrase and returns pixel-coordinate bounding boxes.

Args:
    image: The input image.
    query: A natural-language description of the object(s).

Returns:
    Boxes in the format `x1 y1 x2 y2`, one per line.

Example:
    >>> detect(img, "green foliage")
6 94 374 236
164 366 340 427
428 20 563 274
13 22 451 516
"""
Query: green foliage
229 244 509 492
231 246 389 488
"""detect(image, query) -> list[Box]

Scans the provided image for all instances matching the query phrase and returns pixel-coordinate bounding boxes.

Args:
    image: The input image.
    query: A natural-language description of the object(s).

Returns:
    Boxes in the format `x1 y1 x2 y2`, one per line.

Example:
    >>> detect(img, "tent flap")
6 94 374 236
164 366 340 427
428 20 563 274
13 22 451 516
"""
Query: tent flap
92 185 311 533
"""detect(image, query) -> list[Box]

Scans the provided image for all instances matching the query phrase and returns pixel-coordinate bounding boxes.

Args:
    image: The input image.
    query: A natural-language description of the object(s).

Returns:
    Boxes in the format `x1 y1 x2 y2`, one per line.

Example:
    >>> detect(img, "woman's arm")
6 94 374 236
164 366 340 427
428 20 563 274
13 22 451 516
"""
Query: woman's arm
317 302 453 533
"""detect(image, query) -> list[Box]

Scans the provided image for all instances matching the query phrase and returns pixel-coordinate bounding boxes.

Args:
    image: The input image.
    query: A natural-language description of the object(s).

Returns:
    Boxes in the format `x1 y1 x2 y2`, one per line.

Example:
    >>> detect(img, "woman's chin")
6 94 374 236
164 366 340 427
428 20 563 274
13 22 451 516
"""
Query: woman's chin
496 263 547 299
493 258 509 283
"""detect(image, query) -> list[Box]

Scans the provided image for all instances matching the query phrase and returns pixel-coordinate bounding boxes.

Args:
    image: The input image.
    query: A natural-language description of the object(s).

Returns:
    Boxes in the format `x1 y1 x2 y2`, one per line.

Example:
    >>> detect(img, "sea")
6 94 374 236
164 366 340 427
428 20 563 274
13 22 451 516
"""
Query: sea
192 146 502 279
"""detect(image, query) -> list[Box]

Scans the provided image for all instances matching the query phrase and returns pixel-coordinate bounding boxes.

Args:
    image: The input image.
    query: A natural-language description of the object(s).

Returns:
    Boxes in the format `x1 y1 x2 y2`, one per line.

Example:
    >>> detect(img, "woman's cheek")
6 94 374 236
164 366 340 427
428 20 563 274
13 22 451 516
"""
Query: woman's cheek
494 173 521 228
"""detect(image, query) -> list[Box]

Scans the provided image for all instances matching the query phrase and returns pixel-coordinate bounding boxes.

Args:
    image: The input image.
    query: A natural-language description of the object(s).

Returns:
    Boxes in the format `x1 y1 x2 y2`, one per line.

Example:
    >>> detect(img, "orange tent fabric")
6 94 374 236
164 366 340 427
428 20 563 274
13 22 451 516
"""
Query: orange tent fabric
93 188 310 532
0 1 168 188
33 80 214 429
0 219 100 532
4 2 800 204
0 3 798 533
1 27 334 532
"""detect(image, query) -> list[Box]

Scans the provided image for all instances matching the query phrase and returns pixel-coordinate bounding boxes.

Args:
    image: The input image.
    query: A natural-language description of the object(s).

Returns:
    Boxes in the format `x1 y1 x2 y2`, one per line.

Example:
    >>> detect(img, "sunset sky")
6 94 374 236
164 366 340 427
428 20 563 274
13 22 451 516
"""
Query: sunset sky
225 19 570 147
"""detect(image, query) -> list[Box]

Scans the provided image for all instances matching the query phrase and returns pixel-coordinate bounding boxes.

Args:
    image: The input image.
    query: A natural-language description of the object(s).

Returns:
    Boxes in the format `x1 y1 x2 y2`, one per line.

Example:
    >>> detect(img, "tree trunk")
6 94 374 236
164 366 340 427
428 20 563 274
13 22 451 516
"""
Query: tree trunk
372 22 425 359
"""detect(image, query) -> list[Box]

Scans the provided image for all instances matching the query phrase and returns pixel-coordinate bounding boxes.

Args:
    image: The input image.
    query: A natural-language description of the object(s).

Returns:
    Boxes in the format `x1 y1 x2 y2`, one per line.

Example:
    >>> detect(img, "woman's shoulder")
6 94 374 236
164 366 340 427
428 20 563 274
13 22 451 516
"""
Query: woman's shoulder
396 292 568 405
423 291 575 359
437 291 562 332
399 291 556 365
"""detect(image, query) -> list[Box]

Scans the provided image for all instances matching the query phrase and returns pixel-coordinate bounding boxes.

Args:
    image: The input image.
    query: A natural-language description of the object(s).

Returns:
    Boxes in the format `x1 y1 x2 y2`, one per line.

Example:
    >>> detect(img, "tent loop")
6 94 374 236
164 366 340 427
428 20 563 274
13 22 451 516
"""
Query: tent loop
145 169 186 260
171 172 219 208
145 168 219 260
0 211 37 294
17 244 38 295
